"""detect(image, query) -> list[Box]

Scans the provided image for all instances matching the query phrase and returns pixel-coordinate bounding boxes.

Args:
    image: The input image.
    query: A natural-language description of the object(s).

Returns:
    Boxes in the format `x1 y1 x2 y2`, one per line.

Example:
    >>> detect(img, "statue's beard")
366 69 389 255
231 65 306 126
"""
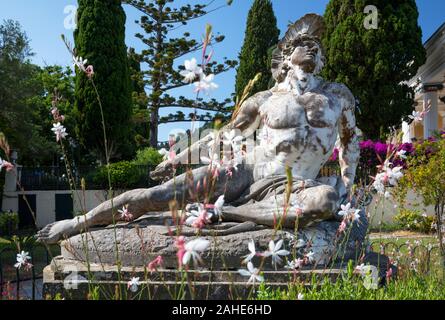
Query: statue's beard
298 60 317 74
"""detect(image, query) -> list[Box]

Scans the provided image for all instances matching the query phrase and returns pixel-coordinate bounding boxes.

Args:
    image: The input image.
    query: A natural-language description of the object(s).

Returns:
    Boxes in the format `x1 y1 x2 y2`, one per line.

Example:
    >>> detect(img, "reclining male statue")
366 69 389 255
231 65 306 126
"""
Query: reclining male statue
37 14 361 244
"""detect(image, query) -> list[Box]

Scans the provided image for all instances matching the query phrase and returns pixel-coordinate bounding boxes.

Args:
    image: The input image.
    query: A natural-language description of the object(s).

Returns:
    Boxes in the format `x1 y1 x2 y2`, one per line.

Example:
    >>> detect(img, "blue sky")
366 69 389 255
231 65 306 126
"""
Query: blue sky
1 0 444 141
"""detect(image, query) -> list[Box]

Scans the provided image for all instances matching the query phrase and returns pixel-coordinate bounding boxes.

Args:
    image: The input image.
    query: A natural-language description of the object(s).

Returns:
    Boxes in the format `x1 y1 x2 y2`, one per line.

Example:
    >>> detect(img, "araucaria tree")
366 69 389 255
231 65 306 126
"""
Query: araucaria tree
234 0 279 100
74 0 133 162
124 0 237 147
323 0 426 139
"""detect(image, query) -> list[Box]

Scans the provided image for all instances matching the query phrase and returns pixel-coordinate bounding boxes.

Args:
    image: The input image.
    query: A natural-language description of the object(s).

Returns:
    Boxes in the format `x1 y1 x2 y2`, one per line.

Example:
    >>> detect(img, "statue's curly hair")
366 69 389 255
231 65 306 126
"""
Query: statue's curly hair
271 14 326 83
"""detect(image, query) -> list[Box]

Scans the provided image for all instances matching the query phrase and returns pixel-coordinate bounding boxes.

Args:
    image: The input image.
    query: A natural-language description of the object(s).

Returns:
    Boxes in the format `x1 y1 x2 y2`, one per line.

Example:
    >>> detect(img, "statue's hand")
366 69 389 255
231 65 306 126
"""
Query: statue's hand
150 160 175 181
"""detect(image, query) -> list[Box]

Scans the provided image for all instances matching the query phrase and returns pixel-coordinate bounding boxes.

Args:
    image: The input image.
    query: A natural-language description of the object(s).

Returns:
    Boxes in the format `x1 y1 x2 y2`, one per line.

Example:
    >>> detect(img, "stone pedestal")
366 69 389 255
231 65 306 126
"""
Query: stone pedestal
40 212 394 299
59 212 369 270
42 252 391 300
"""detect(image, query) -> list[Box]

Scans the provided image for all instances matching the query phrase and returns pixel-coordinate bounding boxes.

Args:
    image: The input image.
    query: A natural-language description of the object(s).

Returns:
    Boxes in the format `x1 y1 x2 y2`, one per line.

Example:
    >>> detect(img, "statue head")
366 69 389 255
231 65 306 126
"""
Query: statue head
272 14 326 82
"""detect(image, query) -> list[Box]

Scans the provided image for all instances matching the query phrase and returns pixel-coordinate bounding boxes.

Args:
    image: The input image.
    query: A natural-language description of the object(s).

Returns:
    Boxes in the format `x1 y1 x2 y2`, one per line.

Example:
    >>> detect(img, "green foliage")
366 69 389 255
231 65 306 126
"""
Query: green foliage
132 147 164 166
323 0 426 139
124 0 237 146
93 161 141 189
0 212 19 237
396 137 445 268
234 0 280 100
397 138 445 208
394 209 435 234
0 20 57 165
257 273 445 300
74 0 133 162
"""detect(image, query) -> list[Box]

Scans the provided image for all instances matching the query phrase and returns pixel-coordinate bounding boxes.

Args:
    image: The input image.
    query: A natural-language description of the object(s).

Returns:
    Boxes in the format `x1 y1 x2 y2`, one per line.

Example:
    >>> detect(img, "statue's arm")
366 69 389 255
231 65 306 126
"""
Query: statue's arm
229 90 271 135
150 91 270 180
337 85 361 194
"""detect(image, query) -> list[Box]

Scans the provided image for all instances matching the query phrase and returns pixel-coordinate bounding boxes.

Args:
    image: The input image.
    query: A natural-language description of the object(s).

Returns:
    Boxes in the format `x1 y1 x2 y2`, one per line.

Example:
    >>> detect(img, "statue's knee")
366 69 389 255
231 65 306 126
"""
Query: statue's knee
317 185 339 213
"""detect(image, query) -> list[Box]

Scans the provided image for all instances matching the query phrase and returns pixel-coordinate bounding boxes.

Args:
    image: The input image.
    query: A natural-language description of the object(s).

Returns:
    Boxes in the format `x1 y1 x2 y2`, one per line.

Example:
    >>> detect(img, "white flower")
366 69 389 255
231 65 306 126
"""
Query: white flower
338 203 360 221
397 150 407 159
285 258 304 270
372 176 386 195
182 238 210 266
263 240 290 267
238 262 264 285
355 264 379 290
51 123 68 142
0 158 14 172
14 251 32 270
185 205 210 226
409 111 423 122
305 251 316 264
118 205 133 222
297 293 304 300
194 73 218 94
294 238 306 248
338 203 351 217
73 56 88 72
127 277 140 293
387 166 403 185
242 240 257 264
180 58 203 83
213 195 225 217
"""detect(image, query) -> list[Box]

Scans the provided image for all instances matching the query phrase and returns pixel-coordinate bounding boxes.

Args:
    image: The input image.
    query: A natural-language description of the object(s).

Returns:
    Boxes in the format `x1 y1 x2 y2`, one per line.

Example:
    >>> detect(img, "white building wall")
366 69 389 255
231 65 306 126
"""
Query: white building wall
2 189 125 229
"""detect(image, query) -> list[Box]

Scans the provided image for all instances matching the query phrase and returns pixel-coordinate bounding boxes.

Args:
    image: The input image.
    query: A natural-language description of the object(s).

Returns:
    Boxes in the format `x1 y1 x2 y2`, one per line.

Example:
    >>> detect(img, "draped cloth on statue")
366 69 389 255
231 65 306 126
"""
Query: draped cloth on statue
233 175 321 205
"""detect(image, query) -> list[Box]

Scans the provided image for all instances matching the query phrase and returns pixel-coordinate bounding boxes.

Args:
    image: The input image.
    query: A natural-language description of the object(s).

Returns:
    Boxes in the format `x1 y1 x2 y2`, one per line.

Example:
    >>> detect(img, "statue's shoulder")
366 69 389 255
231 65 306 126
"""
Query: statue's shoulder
321 80 355 107
250 89 273 103
241 90 273 111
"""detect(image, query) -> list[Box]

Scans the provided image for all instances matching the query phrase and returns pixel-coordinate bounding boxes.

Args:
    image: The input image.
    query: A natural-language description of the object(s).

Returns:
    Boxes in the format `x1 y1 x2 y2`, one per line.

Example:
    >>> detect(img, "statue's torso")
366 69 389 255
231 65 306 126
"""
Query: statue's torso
254 83 344 180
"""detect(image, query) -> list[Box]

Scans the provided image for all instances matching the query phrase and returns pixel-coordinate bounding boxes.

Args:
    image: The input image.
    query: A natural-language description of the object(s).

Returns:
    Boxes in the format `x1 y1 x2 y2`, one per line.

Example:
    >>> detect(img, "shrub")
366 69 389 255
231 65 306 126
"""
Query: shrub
394 209 435 234
0 212 19 237
132 147 164 166
93 161 142 189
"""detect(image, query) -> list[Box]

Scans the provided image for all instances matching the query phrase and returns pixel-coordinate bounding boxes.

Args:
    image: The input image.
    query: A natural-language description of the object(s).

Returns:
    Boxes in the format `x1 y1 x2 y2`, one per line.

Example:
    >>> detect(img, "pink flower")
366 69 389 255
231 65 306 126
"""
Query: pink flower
175 236 186 268
386 267 393 281
147 255 163 272
0 158 14 172
118 204 134 222
192 212 208 229
338 220 347 233
85 65 94 78
50 107 65 122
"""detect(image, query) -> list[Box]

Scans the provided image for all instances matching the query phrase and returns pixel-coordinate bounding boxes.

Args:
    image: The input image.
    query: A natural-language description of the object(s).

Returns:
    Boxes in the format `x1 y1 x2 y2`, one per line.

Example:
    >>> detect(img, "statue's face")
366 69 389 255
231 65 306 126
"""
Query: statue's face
290 39 322 74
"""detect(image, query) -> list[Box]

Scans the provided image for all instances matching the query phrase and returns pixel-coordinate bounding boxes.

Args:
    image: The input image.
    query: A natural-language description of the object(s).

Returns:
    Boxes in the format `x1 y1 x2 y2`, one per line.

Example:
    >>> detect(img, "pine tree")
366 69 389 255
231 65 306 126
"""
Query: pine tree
323 0 426 139
74 0 133 162
234 0 280 100
124 0 237 147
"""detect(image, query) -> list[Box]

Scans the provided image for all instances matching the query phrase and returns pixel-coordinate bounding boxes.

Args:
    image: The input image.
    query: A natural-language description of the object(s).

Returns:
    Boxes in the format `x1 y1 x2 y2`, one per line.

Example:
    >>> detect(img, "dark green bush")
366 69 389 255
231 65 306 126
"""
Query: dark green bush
0 212 19 237
132 147 163 166
93 161 143 189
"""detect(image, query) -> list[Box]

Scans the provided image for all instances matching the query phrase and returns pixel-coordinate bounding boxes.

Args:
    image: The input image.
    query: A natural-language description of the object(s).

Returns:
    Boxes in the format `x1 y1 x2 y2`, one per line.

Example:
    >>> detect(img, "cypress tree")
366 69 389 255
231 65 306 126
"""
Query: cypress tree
323 0 426 139
74 0 133 162
235 0 280 100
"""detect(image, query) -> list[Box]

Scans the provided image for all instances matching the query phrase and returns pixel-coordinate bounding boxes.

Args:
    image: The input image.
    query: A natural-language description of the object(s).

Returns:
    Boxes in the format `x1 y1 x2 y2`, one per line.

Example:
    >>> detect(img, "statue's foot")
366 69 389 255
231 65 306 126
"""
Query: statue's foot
36 219 77 244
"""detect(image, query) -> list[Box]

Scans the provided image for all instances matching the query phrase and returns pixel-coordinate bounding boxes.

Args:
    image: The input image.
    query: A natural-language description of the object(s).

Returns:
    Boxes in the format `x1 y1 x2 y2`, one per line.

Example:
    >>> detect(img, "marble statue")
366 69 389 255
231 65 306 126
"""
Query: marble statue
37 14 362 252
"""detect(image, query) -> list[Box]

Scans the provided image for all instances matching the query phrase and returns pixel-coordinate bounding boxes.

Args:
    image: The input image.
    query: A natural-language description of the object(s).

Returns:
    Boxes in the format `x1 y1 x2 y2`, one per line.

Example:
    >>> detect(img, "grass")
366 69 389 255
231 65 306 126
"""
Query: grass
255 235 444 300
257 273 445 300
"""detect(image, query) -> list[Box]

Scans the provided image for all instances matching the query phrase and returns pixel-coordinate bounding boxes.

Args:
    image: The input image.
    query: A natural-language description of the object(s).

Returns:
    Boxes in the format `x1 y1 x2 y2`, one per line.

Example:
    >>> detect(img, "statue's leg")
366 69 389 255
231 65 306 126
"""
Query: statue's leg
221 184 339 229
37 165 254 243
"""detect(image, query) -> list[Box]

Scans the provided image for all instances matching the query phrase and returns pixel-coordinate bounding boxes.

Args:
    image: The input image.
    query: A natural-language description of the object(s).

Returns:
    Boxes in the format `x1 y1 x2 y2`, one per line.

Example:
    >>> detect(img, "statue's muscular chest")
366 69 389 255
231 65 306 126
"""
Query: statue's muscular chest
259 91 338 130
